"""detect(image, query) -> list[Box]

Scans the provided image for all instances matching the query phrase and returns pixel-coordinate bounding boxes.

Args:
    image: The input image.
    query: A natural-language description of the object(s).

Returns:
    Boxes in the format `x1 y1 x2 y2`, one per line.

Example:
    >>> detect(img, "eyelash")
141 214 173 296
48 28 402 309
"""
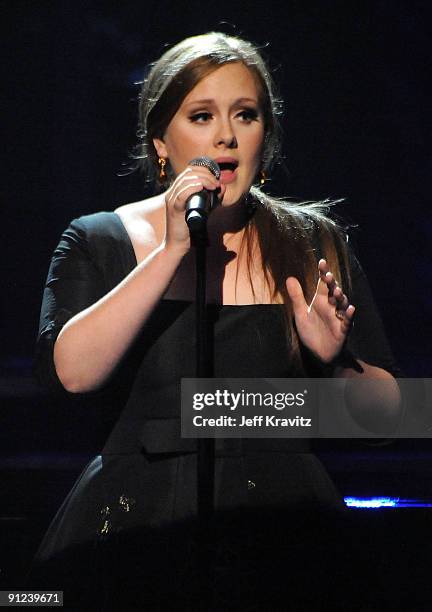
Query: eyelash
189 112 212 123
238 109 259 122
189 109 259 123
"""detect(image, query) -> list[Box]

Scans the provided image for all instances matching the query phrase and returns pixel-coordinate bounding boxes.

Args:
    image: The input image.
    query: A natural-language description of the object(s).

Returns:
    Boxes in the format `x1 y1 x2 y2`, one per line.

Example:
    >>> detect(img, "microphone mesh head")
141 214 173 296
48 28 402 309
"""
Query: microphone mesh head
189 157 221 180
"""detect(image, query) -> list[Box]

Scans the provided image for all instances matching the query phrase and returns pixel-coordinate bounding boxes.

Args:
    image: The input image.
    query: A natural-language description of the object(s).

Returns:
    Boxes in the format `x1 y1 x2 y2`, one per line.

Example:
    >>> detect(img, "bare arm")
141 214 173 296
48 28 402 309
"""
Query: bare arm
53 242 186 393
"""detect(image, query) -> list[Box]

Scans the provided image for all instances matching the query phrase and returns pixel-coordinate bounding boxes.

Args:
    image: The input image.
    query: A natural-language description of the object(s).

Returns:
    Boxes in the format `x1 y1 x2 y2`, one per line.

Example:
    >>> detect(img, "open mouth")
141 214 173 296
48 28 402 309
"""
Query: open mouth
218 161 238 172
216 159 239 184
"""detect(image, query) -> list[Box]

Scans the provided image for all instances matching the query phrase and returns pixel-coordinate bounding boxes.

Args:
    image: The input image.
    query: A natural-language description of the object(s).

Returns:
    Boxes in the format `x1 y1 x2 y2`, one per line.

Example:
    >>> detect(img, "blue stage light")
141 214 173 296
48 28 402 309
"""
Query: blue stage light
344 497 432 508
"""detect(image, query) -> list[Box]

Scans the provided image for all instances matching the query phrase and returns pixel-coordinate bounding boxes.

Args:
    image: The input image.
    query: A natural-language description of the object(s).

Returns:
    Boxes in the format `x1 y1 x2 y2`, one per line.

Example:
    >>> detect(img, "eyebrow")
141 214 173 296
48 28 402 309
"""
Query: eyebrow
184 97 259 107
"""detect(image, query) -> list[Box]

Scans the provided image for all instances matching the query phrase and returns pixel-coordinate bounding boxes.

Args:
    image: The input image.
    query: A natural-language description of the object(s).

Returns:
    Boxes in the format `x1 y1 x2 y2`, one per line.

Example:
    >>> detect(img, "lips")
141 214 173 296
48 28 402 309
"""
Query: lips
215 157 238 184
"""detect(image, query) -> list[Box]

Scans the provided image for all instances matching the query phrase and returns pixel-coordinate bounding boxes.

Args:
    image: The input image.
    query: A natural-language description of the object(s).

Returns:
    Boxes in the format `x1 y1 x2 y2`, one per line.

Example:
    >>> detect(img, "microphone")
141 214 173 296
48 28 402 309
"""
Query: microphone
185 157 221 232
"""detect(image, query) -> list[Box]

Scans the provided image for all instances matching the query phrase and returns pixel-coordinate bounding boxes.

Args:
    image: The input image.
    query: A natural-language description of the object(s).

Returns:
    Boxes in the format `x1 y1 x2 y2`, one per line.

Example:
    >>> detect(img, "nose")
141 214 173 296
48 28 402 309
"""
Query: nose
215 118 238 149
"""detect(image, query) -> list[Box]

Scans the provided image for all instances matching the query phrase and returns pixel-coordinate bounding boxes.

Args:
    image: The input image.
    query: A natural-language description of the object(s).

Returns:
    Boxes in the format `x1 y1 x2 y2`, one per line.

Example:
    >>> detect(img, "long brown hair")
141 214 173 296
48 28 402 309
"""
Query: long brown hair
136 32 351 370
243 188 351 371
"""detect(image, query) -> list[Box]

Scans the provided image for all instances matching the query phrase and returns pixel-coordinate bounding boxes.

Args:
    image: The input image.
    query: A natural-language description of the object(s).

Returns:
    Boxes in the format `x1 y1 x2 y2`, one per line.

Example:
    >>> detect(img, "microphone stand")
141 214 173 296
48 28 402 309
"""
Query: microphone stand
190 223 216 607
195 237 215 523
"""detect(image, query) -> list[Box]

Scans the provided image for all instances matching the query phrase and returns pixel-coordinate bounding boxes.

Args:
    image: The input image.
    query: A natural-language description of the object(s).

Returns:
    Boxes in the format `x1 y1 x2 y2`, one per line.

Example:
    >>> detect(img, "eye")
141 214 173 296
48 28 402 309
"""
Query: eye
236 108 259 123
189 111 212 123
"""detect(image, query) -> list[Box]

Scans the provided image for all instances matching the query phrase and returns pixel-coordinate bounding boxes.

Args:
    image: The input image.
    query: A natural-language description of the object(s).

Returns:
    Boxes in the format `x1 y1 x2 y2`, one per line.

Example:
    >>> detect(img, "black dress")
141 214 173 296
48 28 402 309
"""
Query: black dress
31 212 399 611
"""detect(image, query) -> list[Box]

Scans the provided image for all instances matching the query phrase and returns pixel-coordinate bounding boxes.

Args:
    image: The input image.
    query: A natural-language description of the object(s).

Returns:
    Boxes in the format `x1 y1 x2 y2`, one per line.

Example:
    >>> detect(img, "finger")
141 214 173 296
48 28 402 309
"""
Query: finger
183 167 221 188
320 266 347 304
346 304 355 318
344 304 355 321
318 258 329 275
333 286 349 310
337 304 356 333
286 277 308 315
318 270 338 297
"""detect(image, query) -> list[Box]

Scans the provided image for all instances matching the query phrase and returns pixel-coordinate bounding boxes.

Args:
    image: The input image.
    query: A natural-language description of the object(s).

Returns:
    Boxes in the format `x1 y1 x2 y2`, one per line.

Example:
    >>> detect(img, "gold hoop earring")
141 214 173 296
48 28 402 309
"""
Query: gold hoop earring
158 157 167 181
259 170 267 186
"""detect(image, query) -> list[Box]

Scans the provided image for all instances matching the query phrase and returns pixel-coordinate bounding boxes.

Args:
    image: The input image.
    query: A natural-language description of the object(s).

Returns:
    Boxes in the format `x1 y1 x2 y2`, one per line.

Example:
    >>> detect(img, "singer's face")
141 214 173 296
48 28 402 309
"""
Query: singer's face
153 62 265 206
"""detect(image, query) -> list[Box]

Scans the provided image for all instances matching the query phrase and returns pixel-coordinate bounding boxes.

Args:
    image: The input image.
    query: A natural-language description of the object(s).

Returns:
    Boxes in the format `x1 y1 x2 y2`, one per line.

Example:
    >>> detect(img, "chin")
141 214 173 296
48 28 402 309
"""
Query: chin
221 186 249 207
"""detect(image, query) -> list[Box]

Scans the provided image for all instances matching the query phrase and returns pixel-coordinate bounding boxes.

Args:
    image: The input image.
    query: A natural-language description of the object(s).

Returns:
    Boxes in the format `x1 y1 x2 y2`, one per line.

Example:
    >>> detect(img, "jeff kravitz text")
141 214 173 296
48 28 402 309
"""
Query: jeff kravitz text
192 414 312 428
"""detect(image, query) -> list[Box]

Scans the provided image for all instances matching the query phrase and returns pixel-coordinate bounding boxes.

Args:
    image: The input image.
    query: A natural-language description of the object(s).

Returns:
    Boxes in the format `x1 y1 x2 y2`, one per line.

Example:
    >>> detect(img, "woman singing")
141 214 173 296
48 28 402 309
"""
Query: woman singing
32 32 400 610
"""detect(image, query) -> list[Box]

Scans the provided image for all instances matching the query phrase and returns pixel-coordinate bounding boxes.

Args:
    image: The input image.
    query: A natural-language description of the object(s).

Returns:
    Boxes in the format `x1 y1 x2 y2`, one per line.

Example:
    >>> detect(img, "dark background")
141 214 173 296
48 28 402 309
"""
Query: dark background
1 0 432 599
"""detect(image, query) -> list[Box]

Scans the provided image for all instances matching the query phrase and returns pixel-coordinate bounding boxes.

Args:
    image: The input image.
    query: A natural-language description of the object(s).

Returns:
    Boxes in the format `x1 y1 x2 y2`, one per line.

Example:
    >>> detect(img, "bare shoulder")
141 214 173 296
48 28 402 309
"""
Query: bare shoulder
114 194 166 263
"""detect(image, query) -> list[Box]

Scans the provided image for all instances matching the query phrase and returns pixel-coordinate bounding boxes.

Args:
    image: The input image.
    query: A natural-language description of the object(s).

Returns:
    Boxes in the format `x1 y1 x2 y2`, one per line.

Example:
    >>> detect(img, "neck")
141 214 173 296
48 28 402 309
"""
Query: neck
207 196 251 238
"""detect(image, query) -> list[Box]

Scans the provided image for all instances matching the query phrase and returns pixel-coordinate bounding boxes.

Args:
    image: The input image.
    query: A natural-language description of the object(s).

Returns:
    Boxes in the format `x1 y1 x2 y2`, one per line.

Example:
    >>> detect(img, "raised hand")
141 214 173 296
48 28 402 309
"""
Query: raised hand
286 258 355 363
